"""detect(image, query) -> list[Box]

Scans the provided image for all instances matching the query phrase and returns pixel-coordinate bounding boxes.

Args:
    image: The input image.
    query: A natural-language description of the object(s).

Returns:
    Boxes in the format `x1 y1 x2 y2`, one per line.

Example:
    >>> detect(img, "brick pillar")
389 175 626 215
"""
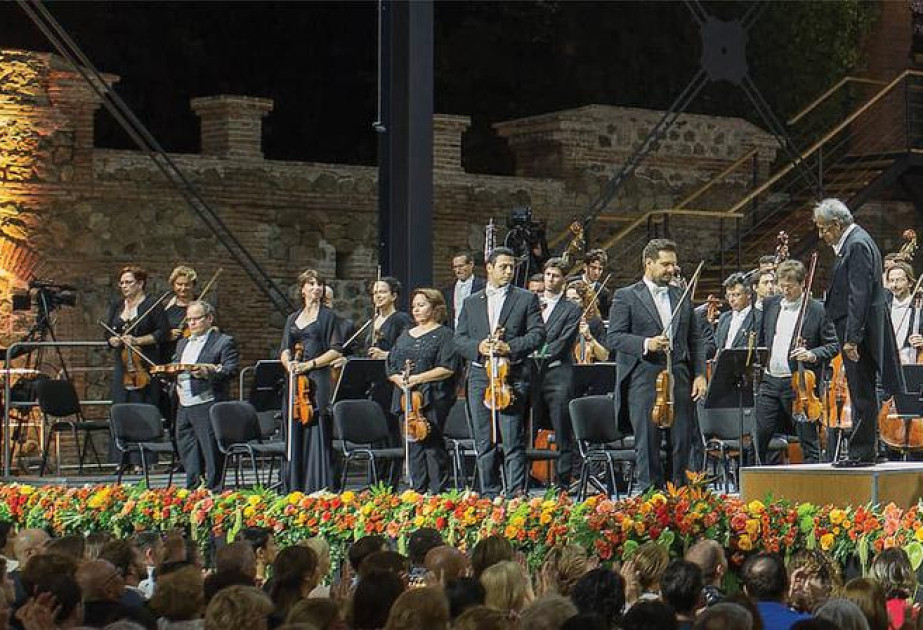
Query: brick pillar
433 114 470 172
190 95 273 159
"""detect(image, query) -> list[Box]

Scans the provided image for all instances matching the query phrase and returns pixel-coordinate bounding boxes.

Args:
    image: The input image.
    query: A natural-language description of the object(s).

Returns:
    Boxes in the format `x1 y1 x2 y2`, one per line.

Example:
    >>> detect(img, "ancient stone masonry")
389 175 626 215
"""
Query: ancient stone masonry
0 48 782 384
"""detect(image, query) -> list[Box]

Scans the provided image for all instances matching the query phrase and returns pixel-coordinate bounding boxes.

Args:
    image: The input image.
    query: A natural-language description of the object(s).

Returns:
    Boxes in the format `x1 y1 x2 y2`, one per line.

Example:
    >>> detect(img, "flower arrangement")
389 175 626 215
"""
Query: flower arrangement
1 477 922 573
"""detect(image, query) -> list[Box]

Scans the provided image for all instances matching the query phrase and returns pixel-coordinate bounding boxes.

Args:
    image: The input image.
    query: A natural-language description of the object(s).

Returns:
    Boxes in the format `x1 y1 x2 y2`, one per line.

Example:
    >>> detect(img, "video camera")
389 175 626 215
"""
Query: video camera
12 280 78 313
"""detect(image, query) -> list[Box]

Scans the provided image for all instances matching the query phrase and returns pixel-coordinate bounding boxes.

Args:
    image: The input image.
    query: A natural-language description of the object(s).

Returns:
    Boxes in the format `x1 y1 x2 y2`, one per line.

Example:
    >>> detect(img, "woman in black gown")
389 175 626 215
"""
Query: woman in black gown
163 265 198 361
367 277 413 360
280 269 343 493
386 289 459 494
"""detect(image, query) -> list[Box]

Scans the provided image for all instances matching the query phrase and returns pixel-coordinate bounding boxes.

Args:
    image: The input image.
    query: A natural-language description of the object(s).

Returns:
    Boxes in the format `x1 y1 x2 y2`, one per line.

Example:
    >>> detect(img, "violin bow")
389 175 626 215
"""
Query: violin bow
342 319 373 351
661 260 705 338
122 290 173 336
581 273 612 320
175 268 224 330
98 320 157 367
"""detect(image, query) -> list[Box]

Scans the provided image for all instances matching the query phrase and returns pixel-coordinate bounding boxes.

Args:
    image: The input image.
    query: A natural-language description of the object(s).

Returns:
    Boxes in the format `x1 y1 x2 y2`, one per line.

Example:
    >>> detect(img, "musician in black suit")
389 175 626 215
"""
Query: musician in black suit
569 249 611 317
755 260 839 464
607 239 707 489
530 258 582 486
455 246 546 496
714 273 761 351
173 300 240 489
885 262 922 366
814 199 903 463
442 252 486 330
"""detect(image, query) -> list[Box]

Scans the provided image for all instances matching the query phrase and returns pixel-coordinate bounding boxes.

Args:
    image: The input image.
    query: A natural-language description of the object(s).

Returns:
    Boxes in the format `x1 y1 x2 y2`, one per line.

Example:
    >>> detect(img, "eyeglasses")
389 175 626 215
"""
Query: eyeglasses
187 315 209 322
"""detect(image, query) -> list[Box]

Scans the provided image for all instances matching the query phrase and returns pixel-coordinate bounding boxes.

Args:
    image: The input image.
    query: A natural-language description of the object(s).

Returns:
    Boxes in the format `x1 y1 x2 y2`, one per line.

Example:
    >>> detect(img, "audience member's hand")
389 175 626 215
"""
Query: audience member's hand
619 560 641 606
331 560 353 602
16 592 59 630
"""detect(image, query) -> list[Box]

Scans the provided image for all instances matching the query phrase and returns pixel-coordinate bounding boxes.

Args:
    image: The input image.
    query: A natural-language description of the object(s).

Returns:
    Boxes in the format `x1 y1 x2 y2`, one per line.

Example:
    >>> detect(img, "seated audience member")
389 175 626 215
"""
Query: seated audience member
741 552 810 630
621 600 677 630
629 542 669 604
406 529 443 586
0 522 14 570
520 594 578 630
302 538 331 598
570 568 625 629
470 535 513 580
45 536 85 562
75 559 156 629
358 551 408 580
11 529 50 602
98 539 147 606
560 614 610 630
869 547 919 630
15 573 83 630
686 539 727 607
347 536 389 575
149 565 204 630
204 585 273 630
661 560 704 630
444 577 485 620
85 532 113 562
787 549 841 614
383 587 449 630
693 602 754 630
452 606 515 630
203 540 258 600
814 599 871 630
350 570 405 630
132 532 165 598
789 620 839 630
479 560 534 617
538 545 592 597
841 578 888 630
424 546 468 586
285 598 344 630
240 527 278 587
269 546 319 627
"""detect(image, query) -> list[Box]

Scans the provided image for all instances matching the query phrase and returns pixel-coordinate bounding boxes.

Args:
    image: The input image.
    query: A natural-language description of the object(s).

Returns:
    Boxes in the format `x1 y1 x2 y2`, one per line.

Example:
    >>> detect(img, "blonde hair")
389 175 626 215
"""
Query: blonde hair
480 560 534 615
452 606 513 630
383 587 449 630
204 585 273 630
519 595 578 630
633 542 669 591
303 537 331 577
541 545 589 596
169 265 198 285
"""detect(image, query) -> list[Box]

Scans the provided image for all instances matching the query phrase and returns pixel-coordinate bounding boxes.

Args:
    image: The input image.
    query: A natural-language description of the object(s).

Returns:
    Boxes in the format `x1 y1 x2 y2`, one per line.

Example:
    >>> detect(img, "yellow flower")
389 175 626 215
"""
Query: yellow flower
247 495 262 506
914 528 923 542
650 493 667 505
176 489 189 499
738 534 753 551
829 509 846 525
748 500 765 515
542 500 557 510
820 533 835 551
288 492 304 505
87 488 111 509
504 525 518 538
19 485 34 496
745 519 760 538
511 516 526 528
540 513 552 525
341 491 356 505
401 490 420 503
362 503 374 516
243 506 255 518
414 515 425 527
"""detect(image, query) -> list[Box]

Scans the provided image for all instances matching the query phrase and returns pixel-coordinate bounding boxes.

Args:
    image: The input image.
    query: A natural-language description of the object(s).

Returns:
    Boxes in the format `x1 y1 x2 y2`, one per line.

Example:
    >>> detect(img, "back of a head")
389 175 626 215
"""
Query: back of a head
271 545 319 611
425 546 468 584
150 565 204 622
239 527 271 553
407 528 444 567
685 540 726 586
791 620 839 630
479 560 533 614
13 528 50 563
570 568 625 627
621 600 678 630
204 585 273 630
452 606 514 630
45 535 86 561
215 540 257 578
85 531 113 560
352 569 406 630
348 535 388 573
34 573 81 626
742 552 787 601
633 542 670 591
359 550 407 578
661 560 704 616
303 537 331 572
203 569 254 602
22 551 79 594
76 559 123 603
542 545 590 597
693 602 754 630
814 598 871 630
869 547 916 599
444 577 485 619
383 587 449 630
470 535 513 579
520 594 578 630
842 577 888 630
285 598 340 630
99 539 139 579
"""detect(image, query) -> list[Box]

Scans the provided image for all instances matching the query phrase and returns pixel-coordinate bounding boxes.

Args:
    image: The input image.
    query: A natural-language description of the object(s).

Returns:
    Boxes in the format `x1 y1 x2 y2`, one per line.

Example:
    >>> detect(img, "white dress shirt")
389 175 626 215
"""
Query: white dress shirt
891 295 916 365
832 223 858 256
177 329 215 407
485 283 508 334
453 276 474 326
541 292 562 323
725 306 752 349
768 298 801 377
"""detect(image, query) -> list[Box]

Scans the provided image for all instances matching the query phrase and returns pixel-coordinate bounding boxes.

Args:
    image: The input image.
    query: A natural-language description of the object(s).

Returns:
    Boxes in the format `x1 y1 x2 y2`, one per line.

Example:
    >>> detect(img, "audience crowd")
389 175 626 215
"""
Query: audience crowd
0 518 918 630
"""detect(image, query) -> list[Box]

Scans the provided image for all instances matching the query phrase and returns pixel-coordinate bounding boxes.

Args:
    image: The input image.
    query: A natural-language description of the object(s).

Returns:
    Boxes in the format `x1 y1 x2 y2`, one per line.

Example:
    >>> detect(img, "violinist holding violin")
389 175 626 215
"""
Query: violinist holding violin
164 265 198 355
565 281 609 363
755 260 839 464
280 269 344 493
885 262 922 366
173 300 239 489
368 277 414 360
455 246 545 497
386 289 459 494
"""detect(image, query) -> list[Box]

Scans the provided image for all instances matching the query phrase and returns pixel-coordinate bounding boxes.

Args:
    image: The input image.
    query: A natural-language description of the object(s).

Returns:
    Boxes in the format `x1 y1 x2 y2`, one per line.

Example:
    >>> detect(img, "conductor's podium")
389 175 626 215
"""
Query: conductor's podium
740 462 923 508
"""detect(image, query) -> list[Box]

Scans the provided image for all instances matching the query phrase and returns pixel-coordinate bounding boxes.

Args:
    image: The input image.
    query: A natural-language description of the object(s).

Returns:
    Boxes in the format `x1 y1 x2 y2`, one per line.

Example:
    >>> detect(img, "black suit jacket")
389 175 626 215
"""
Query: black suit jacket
173 329 240 401
714 308 761 351
759 295 839 378
538 296 582 365
442 276 486 330
824 224 902 393
454 285 545 364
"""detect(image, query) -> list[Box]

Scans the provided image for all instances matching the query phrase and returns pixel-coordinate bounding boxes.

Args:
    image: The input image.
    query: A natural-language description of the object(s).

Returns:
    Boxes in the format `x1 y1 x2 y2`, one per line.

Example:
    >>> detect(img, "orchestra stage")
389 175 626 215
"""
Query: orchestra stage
740 461 923 508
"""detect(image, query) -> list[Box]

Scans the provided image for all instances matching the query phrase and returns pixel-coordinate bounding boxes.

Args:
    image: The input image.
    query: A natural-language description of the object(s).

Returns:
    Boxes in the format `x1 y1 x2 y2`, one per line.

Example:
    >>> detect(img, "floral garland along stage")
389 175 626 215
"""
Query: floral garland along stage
3 476 923 573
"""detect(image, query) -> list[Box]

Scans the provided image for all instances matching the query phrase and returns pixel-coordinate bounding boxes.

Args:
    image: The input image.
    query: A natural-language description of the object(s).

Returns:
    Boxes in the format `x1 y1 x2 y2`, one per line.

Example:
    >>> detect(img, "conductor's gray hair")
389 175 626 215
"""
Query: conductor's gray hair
813 198 854 226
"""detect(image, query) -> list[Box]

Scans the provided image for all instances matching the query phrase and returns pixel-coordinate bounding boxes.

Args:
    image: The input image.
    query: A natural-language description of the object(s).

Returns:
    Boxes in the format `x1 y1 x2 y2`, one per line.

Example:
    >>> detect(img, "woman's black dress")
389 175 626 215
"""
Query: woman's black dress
386 325 459 494
104 295 169 406
280 307 342 493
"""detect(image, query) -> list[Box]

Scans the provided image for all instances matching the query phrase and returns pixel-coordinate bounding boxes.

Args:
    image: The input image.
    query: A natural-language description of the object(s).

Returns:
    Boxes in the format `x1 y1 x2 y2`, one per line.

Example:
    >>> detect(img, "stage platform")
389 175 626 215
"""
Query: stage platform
740 461 923 508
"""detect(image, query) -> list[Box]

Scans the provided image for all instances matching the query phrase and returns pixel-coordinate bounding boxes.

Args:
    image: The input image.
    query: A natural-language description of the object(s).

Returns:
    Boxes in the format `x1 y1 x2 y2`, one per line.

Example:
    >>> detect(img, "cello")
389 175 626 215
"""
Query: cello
790 253 824 423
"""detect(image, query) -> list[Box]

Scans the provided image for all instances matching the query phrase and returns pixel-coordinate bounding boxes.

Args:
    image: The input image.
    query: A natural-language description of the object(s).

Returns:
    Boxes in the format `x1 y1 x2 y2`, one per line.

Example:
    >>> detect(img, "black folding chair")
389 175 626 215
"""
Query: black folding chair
332 399 404 491
110 403 176 487
444 399 477 489
37 379 107 475
569 395 635 500
210 401 285 489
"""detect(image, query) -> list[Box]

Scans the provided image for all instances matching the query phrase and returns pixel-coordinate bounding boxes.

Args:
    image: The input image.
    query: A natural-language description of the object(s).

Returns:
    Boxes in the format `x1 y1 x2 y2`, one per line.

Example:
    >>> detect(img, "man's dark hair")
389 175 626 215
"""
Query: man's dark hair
453 251 474 265
570 568 626 629
722 272 750 293
358 550 407 578
21 552 80 594
99 539 137 578
584 249 608 266
132 531 162 555
407 528 443 567
352 570 406 630
487 246 515 265
238 527 272 552
543 257 568 274
661 560 704 615
45 535 86 561
528 273 545 284
348 535 387 572
203 570 254 603
444 577 485 619
791 620 839 630
642 239 677 265
620 600 677 630
36 574 81 624
758 255 776 265
750 269 775 287
0 521 13 550
742 552 788 601
470 535 513 579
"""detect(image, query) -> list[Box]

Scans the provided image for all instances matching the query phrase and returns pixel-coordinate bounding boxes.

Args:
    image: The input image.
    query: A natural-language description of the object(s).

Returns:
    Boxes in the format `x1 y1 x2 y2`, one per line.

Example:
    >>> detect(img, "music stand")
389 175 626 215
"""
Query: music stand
573 363 617 398
331 358 389 403
902 365 923 397
247 361 287 412
704 347 768 471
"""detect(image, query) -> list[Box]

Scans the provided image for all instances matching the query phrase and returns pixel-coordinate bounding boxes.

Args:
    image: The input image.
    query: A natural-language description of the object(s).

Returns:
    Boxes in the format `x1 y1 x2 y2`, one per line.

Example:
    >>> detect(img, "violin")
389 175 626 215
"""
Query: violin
652 353 676 429
483 328 514 413
789 253 823 423
291 342 316 426
121 342 151 390
400 360 430 442
825 354 852 429
705 294 722 326
574 320 595 365
150 363 217 376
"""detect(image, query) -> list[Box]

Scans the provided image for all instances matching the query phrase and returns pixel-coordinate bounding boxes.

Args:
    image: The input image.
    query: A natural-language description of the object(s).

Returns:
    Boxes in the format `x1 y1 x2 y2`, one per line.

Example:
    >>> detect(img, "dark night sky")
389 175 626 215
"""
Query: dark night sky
0 2 868 173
